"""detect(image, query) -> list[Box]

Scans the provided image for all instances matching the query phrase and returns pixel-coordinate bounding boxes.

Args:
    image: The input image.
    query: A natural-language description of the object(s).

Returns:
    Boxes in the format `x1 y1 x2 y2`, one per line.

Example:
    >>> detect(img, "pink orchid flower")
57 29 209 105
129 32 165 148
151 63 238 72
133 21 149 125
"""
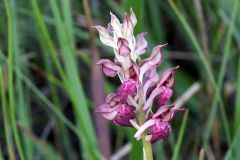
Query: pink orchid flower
94 9 183 143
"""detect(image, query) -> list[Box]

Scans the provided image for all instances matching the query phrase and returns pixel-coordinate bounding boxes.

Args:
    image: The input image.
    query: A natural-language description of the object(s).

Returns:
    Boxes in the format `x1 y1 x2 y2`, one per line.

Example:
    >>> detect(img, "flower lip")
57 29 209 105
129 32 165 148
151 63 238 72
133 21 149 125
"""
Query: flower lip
113 104 135 127
117 79 137 102
155 86 173 106
149 121 171 143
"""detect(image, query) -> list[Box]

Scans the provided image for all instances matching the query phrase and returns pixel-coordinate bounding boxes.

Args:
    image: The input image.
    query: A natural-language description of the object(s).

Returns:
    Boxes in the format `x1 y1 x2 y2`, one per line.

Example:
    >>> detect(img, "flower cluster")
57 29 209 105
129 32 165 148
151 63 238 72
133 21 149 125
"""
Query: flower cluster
95 9 181 143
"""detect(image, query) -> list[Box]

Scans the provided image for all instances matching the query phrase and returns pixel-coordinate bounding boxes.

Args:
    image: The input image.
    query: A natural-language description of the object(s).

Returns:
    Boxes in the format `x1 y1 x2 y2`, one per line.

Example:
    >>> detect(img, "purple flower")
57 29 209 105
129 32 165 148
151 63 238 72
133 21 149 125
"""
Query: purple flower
143 66 179 111
154 86 173 107
134 105 179 143
94 9 182 143
95 93 135 127
113 104 135 127
149 121 171 143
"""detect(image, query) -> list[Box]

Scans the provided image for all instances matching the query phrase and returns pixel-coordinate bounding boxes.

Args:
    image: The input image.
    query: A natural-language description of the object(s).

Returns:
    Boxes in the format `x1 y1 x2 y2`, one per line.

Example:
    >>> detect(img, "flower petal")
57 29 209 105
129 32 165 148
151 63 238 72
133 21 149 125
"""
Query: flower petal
134 119 156 140
94 26 114 47
152 104 174 118
150 121 171 143
143 87 162 111
95 103 117 113
117 79 137 103
139 44 166 82
110 12 122 37
103 111 118 120
143 68 159 101
105 93 119 103
97 59 122 77
123 13 134 37
124 62 139 80
135 32 148 56
130 8 137 27
158 66 179 88
117 38 131 57
113 114 133 127
155 86 173 107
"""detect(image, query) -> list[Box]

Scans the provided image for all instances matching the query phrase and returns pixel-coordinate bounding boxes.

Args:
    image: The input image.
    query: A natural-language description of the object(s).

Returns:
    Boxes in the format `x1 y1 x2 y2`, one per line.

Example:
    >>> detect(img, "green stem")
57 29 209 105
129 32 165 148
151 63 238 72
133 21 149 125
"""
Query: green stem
138 109 153 160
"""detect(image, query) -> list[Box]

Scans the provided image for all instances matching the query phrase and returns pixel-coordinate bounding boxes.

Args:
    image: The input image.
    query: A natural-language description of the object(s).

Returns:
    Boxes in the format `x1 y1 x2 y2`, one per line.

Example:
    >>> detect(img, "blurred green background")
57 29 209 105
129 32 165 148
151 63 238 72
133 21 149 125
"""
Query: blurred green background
0 0 240 159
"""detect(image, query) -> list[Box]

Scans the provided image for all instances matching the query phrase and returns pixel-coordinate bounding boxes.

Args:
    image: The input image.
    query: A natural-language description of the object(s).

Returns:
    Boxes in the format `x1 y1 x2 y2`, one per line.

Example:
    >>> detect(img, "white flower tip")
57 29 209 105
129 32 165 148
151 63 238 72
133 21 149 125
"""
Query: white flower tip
110 12 117 19
162 43 168 47
130 119 140 129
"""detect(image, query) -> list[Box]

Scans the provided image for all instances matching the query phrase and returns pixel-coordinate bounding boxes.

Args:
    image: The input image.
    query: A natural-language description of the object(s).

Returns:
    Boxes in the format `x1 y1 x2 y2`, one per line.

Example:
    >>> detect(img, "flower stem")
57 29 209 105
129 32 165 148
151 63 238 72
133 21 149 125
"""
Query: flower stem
138 109 153 160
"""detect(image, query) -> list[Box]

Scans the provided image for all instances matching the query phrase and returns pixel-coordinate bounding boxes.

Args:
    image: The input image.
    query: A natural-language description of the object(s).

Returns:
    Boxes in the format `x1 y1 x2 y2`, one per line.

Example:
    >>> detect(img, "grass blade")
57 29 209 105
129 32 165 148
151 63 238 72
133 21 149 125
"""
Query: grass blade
4 0 25 159
167 0 231 148
49 0 102 159
0 65 14 160
172 111 189 160
10 0 34 159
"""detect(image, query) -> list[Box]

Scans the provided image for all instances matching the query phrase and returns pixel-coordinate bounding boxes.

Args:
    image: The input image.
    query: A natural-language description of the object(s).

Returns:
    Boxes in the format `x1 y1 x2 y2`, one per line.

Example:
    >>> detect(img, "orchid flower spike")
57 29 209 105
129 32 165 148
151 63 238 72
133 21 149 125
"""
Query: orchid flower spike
94 9 183 144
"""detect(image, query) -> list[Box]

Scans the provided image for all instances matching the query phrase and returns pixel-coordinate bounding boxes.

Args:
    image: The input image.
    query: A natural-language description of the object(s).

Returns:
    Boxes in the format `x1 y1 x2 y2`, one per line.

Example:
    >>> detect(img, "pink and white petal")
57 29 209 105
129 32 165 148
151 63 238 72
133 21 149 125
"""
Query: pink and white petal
139 45 165 82
95 104 117 113
103 111 118 120
143 87 162 111
123 13 133 37
130 8 137 27
143 69 159 99
158 66 179 88
130 119 140 129
143 68 159 84
117 38 131 57
135 32 148 56
107 23 113 32
105 93 119 103
124 62 139 80
97 59 122 77
162 111 174 122
152 104 174 118
134 119 156 140
94 26 114 47
110 12 122 36
102 67 118 77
